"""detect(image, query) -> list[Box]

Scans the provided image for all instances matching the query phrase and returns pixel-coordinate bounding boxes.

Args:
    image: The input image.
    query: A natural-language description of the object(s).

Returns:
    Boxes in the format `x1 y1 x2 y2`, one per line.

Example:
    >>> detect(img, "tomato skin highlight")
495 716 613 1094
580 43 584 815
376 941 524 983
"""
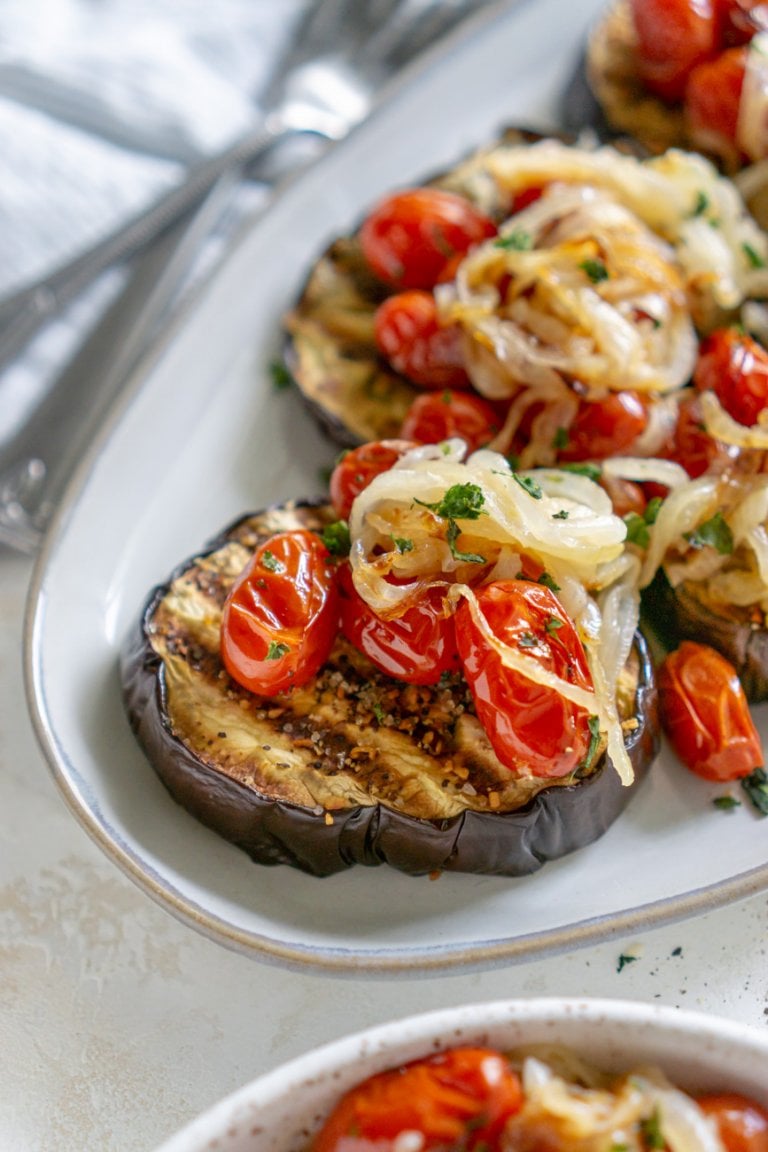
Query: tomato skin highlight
658 640 763 781
697 1095 768 1152
401 389 501 452
694 327 768 428
359 188 496 290
220 531 339 695
455 580 595 779
557 391 649 462
338 564 459 685
669 391 740 478
329 439 418 521
629 0 719 102
374 290 470 389
311 1047 523 1152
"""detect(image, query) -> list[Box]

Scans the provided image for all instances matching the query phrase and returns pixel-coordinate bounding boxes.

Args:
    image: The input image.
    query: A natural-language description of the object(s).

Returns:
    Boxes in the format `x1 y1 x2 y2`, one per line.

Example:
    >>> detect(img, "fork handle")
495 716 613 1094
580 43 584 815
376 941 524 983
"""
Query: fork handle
0 118 287 374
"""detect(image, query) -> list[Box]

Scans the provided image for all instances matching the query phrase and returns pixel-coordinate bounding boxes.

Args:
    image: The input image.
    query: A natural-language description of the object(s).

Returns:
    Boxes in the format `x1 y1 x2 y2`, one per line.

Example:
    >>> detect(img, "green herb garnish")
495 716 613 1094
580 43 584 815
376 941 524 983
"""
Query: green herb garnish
513 473 543 499
538 571 561 593
713 795 742 811
495 229 533 251
552 426 570 451
321 520 351 556
393 536 414 554
445 520 486 564
641 1109 666 1151
580 258 609 283
684 511 734 555
261 550 284 573
416 482 485 521
545 616 564 635
518 632 538 648
741 767 768 816
269 359 293 390
579 715 602 773
743 242 767 269
617 953 638 973
552 509 570 520
266 641 290 660
692 190 709 217
558 461 602 482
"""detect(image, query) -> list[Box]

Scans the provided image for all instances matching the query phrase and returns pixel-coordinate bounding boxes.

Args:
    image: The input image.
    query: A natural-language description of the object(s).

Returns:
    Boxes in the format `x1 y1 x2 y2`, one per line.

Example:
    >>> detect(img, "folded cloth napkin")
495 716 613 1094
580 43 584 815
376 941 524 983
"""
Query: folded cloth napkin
0 0 305 448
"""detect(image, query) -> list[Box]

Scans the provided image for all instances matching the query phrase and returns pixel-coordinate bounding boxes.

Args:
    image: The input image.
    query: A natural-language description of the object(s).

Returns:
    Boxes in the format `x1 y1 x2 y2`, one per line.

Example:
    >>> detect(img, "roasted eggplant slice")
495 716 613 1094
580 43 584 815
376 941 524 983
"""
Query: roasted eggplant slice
121 501 659 879
643 569 768 703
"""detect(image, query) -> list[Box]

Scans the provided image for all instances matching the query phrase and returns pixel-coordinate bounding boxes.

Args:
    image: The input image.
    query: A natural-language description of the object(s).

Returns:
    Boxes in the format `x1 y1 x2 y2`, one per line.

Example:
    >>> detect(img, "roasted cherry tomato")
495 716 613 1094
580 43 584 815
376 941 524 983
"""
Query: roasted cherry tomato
694 328 768 428
401 389 501 451
455 579 595 778
338 563 459 685
312 1047 523 1152
374 290 470 389
698 1094 768 1152
599 473 648 518
629 0 719 102
669 391 740 478
329 439 418 521
658 640 763 781
359 188 496 291
557 391 649 462
220 530 339 695
685 46 746 149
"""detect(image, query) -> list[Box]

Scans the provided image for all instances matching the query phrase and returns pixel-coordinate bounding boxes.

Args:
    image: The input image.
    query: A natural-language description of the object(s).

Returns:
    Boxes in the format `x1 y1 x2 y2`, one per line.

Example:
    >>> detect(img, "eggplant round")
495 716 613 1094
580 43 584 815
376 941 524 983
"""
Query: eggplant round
643 569 768 703
121 501 660 879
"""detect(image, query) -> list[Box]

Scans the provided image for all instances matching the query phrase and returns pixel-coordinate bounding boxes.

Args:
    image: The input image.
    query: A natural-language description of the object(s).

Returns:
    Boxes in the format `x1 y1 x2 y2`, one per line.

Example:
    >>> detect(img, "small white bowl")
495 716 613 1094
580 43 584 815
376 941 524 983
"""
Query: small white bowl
155 998 768 1152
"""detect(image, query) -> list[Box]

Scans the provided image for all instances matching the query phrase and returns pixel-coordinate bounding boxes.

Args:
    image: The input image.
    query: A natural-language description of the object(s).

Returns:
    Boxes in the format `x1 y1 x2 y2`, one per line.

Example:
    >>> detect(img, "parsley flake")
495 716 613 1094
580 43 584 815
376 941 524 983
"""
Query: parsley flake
513 473 543 499
692 190 709 217
518 631 538 649
552 509 570 520
624 512 651 549
446 520 486 564
743 242 767 269
558 461 602 482
552 426 570 451
261 550 284 573
416 482 486 521
684 511 734 555
713 795 742 811
579 715 602 774
266 641 290 660
393 536 414 554
321 521 351 556
269 359 293 390
617 952 638 974
495 229 533 251
545 616 564 635
580 258 609 283
538 571 561 593
642 1109 666 1151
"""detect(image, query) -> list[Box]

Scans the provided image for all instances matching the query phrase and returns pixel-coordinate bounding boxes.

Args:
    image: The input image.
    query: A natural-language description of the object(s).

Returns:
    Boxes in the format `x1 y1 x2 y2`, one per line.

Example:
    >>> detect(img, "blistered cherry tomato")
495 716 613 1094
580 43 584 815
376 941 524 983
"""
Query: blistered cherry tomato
329 439 418 521
599 473 648 518
629 0 719 102
359 188 496 290
455 580 595 778
658 640 763 780
698 1094 768 1152
401 389 501 451
374 290 470 389
557 391 649 462
312 1047 523 1152
338 563 459 685
694 328 768 428
685 47 746 149
670 391 740 478
718 0 766 45
220 530 339 695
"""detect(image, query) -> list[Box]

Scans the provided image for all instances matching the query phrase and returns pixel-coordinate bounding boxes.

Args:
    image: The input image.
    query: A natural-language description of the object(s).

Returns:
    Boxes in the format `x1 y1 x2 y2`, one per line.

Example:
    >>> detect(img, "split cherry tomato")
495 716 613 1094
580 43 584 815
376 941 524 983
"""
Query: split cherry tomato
658 640 763 780
401 390 501 452
629 0 719 102
455 580 595 778
374 290 470 389
220 530 339 695
694 328 768 428
359 188 496 291
685 46 746 150
329 439 418 521
669 391 740 478
697 1095 768 1152
312 1047 523 1152
338 563 459 685
557 391 648 462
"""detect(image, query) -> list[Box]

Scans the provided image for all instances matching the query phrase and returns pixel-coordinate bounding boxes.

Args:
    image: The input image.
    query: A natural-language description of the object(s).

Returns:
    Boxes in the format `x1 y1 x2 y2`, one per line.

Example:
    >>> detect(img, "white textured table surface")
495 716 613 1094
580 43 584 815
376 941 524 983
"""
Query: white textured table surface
1 548 767 1151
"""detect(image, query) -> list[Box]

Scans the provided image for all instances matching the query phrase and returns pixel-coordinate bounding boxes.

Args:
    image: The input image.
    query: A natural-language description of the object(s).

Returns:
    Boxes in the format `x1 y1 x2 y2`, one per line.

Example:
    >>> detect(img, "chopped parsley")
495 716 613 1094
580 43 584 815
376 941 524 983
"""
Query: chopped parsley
321 520 351 556
261 550 284 573
741 767 768 816
713 795 742 811
684 511 734 555
616 952 638 973
446 520 486 564
743 242 767 269
623 497 662 549
495 229 533 251
392 536 414 554
579 715 602 774
269 359 294 390
545 615 564 635
552 426 570 451
538 571 561 593
558 461 602 482
372 700 386 725
518 631 538 649
513 473 543 499
552 509 570 520
266 641 290 660
691 190 709 217
416 483 487 564
580 258 609 283
641 1109 666 1151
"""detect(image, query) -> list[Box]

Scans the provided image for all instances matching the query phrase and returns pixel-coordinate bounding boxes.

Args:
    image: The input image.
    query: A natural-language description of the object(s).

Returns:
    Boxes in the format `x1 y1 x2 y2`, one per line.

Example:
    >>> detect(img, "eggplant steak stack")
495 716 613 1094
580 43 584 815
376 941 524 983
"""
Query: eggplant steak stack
284 129 768 702
122 442 658 878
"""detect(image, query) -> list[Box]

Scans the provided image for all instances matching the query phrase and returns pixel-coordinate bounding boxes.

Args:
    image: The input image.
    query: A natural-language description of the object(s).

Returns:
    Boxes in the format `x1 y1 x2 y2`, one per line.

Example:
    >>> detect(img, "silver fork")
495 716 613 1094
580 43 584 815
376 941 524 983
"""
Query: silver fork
0 0 492 376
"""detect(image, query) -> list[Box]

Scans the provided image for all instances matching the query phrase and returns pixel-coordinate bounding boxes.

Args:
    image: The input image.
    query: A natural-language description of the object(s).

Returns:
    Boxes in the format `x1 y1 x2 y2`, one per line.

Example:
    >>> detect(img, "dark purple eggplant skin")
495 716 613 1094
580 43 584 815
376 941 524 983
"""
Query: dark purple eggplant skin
643 570 768 703
121 506 659 880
